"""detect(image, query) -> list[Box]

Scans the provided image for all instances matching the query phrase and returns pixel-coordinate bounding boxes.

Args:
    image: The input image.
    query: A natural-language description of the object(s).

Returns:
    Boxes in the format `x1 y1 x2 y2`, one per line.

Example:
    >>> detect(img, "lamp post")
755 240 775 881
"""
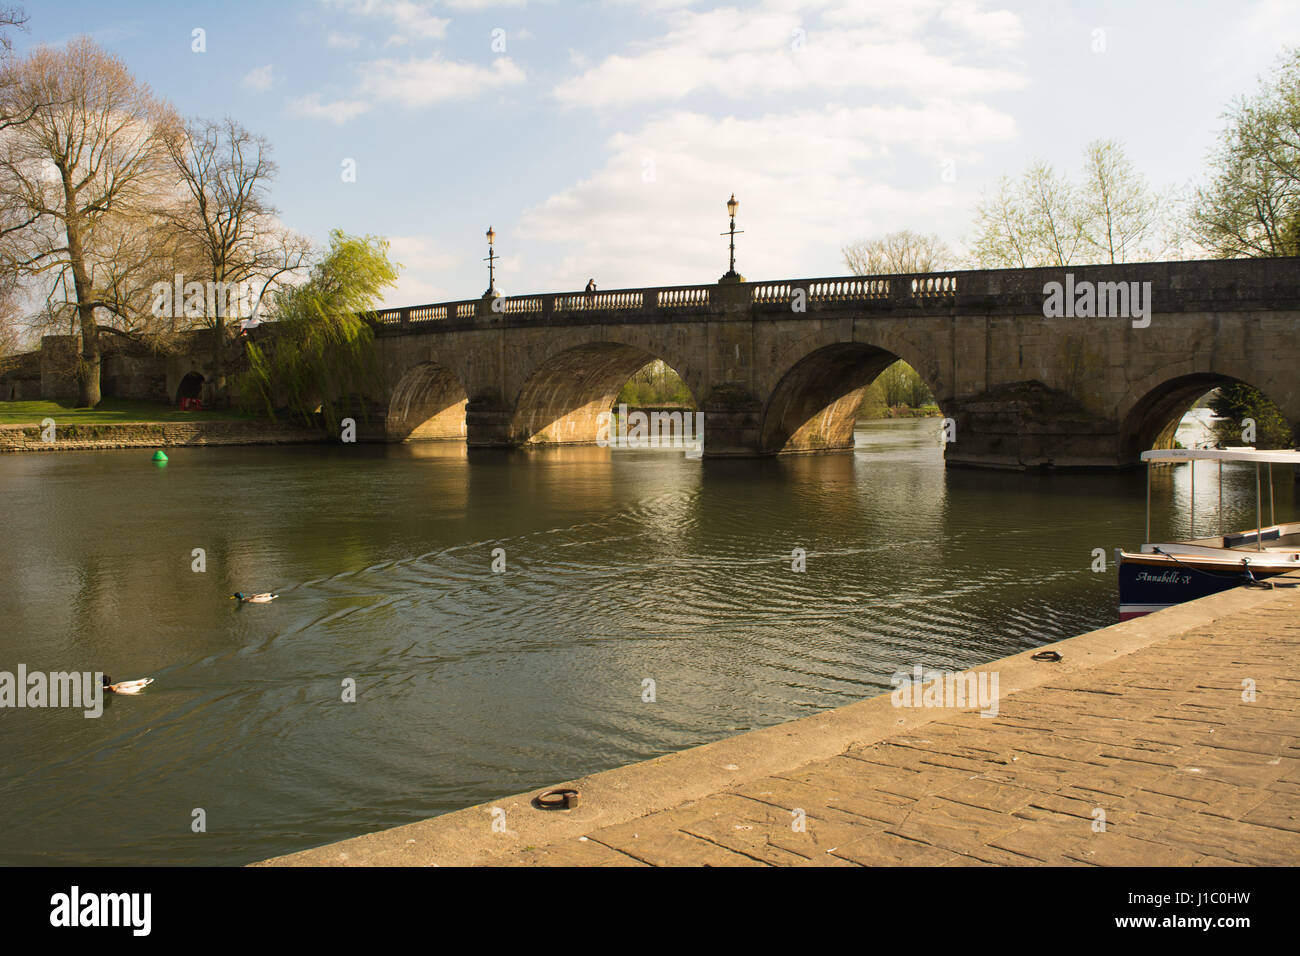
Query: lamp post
483 226 499 297
719 193 744 283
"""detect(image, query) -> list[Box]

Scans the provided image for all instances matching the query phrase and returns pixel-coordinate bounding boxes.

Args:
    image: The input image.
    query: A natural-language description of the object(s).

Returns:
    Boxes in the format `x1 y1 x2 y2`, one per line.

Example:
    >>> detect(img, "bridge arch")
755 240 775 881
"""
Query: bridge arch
386 360 469 441
510 341 699 446
759 342 945 455
1118 368 1296 460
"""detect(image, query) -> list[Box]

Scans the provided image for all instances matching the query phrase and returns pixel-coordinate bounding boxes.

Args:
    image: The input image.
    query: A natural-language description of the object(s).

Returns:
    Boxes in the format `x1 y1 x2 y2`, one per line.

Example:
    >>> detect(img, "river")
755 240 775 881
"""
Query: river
1 418 1291 864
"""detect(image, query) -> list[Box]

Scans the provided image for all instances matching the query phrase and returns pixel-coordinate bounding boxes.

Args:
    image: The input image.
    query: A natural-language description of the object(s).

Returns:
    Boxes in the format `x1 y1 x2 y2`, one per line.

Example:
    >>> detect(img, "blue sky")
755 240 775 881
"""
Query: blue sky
14 0 1300 306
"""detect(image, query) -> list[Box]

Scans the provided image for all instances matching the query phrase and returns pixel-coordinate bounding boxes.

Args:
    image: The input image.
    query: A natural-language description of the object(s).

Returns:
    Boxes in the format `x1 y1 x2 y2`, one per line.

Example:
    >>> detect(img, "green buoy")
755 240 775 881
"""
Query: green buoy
152 450 168 462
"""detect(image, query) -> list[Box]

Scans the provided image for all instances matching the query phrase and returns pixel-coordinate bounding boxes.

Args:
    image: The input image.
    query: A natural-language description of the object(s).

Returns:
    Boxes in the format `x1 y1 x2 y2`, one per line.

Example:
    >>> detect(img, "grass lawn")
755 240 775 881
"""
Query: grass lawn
0 399 262 425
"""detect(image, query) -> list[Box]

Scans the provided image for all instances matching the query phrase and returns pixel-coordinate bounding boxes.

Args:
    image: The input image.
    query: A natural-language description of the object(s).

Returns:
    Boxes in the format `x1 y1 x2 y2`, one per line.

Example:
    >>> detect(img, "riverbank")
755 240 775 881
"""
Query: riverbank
0 419 323 452
261 572 1300 867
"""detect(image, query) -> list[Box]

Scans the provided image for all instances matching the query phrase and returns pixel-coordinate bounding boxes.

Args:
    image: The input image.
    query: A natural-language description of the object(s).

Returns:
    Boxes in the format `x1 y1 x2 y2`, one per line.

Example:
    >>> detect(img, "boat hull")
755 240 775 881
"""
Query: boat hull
1118 552 1292 620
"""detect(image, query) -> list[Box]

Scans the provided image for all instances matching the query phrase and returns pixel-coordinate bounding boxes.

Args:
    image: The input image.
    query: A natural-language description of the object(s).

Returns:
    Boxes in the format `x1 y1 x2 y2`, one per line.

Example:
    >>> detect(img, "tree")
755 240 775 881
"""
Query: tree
1191 47 1300 258
1191 48 1300 445
0 283 20 358
1079 139 1166 263
0 37 181 406
165 117 310 406
841 229 952 275
0 5 25 54
971 162 1082 267
1210 384 1292 449
876 360 933 408
970 141 1169 267
617 359 693 407
241 231 399 431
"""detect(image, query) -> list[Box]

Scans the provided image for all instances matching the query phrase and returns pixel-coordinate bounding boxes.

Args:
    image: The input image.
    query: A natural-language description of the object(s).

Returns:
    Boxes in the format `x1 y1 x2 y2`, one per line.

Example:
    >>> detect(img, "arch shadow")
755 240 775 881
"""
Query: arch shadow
387 361 469 441
1119 372 1294 460
511 342 697 445
760 343 940 455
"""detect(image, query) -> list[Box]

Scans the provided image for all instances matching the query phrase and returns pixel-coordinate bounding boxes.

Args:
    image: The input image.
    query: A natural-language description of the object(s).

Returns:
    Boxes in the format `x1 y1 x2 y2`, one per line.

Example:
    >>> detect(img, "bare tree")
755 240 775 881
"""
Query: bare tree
0 4 26 54
842 230 952 275
968 175 1035 268
1079 139 1168 263
971 145 1171 268
0 37 181 405
0 280 21 358
164 117 309 405
970 161 1086 268
1020 161 1084 266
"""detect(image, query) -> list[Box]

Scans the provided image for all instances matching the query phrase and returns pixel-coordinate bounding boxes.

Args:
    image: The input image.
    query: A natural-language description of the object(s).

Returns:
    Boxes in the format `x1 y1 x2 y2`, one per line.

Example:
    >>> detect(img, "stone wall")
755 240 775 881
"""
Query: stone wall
0 330 249 407
0 420 322 453
0 350 40 400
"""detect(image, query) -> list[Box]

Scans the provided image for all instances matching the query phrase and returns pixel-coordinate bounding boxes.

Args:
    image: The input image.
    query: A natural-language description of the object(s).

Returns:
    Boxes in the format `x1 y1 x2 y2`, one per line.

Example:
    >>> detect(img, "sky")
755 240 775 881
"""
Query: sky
12 0 1300 308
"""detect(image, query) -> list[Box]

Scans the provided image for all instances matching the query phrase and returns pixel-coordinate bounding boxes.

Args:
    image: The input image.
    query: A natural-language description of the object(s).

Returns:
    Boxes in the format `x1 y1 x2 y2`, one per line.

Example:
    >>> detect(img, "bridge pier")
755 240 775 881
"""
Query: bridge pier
696 387 764 457
943 381 1130 470
465 396 513 448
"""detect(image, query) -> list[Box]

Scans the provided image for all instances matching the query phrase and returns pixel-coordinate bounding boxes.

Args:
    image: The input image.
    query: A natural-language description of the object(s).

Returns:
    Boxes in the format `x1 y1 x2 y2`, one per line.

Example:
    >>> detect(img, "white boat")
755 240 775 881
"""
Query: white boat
1117 447 1300 620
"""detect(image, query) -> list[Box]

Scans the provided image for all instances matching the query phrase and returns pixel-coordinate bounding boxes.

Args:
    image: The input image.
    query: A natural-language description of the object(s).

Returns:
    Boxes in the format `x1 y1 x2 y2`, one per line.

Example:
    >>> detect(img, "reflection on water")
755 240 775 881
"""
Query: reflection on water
0 418 1292 864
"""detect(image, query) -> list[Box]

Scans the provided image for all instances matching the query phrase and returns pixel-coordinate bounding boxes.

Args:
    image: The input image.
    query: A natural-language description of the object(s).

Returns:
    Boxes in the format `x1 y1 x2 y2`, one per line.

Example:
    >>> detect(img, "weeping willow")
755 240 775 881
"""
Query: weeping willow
240 230 399 433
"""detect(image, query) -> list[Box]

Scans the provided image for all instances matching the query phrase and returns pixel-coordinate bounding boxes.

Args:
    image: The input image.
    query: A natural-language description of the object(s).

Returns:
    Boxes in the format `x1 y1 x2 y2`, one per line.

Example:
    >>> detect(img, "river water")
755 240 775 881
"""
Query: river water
1 418 1292 865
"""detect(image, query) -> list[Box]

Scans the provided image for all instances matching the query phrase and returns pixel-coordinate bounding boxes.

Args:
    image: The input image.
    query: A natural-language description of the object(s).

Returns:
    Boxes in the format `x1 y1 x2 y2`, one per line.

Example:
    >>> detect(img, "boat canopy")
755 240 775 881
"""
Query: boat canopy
1140 447 1300 465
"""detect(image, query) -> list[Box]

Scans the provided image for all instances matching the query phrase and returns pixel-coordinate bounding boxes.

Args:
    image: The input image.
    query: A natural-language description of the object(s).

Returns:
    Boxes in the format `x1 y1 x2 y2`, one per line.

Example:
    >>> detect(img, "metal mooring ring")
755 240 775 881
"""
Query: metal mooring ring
1031 650 1062 662
534 788 580 810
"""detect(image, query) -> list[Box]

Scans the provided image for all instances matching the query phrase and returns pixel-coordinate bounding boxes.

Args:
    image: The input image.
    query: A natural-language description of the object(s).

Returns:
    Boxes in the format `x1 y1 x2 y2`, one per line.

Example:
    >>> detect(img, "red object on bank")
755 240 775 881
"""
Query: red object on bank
180 398 203 411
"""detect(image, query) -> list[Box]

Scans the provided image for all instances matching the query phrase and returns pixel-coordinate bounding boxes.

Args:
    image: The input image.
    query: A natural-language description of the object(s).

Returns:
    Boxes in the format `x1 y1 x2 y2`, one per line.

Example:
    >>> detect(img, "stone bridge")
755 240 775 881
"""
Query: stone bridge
361 256 1300 469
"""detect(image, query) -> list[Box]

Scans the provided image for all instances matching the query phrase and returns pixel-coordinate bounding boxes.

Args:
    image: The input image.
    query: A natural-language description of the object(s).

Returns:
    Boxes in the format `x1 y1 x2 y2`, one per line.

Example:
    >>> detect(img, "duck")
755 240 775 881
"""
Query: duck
103 675 153 695
232 591 278 603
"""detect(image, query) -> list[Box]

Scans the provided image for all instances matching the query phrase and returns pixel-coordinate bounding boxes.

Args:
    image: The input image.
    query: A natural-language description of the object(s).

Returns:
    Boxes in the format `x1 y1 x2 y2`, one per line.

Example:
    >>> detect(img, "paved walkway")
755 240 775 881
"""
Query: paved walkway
263 574 1300 867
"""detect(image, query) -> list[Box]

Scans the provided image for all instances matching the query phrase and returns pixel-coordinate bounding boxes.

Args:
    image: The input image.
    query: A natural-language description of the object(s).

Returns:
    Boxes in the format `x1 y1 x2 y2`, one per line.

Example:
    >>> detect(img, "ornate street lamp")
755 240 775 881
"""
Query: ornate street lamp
719 193 744 282
483 226 499 297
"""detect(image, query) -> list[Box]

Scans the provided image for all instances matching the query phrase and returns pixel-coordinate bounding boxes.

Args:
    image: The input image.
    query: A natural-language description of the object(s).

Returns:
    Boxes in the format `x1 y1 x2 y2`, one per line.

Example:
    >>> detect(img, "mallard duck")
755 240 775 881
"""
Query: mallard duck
232 592 278 603
103 676 153 695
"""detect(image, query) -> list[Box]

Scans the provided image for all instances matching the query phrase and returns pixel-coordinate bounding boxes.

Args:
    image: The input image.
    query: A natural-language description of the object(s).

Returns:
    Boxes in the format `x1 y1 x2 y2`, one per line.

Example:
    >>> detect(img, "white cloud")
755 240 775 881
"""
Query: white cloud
938 2 1025 48
517 103 1016 289
554 1 1026 107
380 235 460 307
320 0 450 45
360 54 525 106
442 0 528 8
289 93 373 123
242 65 275 91
327 32 362 49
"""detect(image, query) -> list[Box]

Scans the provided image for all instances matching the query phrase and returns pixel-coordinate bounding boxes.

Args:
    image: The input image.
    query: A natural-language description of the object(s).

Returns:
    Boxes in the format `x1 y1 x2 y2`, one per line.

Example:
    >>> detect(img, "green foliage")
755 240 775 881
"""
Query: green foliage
1209 384 1294 449
616 360 694 407
855 361 935 419
1191 47 1300 257
239 230 399 432
1283 205 1300 254
877 360 934 407
856 380 888 420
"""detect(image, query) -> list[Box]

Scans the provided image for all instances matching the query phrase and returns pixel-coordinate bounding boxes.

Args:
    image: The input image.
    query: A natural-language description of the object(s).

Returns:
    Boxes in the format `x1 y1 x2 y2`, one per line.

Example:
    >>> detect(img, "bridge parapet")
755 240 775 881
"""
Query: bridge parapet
368 256 1300 335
